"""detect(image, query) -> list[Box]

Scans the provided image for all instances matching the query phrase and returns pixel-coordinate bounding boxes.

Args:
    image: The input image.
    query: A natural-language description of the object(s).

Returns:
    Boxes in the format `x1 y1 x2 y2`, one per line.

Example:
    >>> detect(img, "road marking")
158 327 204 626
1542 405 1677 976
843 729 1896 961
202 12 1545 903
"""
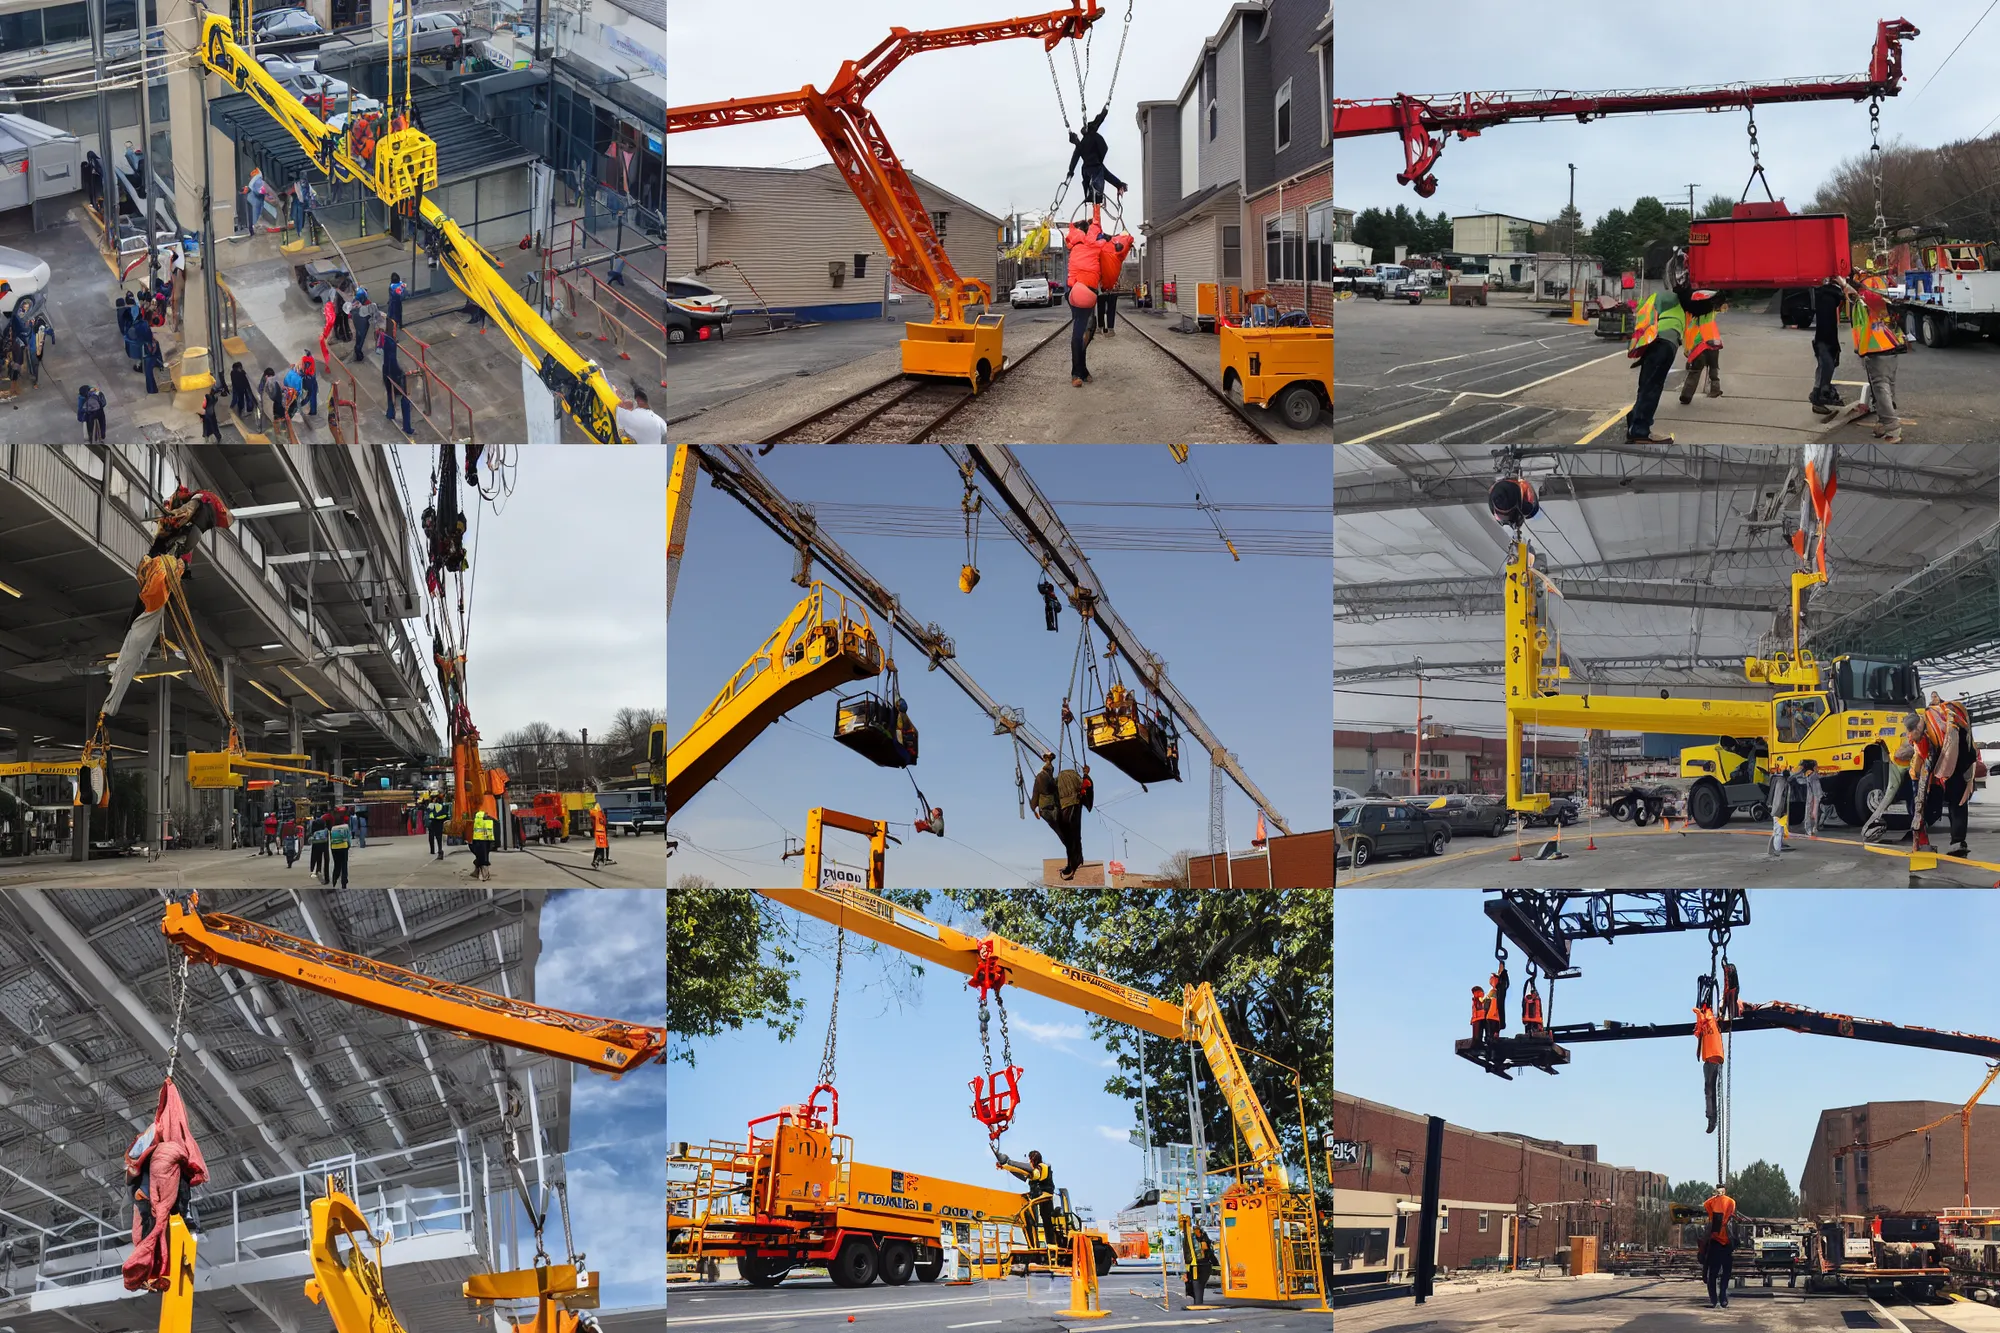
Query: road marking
665 1291 1028 1325
946 1322 1004 1329
1452 349 1627 399
1573 407 1628 445
1869 1297 1914 1332
1340 410 1443 443
1381 332 1596 375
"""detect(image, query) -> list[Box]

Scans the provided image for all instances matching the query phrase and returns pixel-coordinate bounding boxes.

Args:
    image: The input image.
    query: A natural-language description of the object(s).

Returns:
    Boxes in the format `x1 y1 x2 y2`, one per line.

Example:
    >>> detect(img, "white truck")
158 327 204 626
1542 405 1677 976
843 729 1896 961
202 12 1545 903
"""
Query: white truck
1352 264 1429 302
1892 268 2000 347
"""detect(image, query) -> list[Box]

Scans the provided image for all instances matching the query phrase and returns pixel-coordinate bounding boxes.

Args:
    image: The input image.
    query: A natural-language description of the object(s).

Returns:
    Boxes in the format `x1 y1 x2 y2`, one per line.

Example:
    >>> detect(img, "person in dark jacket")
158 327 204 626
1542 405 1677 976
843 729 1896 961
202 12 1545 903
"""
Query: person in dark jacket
348 287 378 363
381 328 411 433
123 304 147 371
1809 277 1845 415
76 384 107 443
199 387 221 441
140 324 163 394
229 360 255 417
1064 107 1127 206
1184 1227 1219 1306
1055 763 1089 879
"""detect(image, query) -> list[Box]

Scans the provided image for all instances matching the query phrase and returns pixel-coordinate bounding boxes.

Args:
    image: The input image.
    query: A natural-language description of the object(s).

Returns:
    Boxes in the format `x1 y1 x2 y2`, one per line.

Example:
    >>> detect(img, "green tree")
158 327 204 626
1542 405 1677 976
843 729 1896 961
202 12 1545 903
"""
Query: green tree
667 880 802 1066
1671 1177 1715 1206
1701 193 1739 221
1589 207 1633 271
944 889 1332 1198
1545 203 1584 256
1726 1159 1798 1218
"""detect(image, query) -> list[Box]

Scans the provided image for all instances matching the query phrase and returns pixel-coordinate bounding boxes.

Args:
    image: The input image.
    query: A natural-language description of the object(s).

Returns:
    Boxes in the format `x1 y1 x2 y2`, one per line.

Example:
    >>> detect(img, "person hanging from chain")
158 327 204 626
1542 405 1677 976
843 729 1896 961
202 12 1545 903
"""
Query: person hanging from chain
1521 971 1546 1038
1695 973 1725 1134
1039 577 1062 632
122 952 209 1292
1487 943 1510 1040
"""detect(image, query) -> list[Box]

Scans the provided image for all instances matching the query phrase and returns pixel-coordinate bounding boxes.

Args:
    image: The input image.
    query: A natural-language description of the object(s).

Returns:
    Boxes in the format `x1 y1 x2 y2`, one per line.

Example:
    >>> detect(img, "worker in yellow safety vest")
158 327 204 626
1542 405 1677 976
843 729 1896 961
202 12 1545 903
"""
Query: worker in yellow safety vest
469 808 495 881
1678 290 1725 404
1835 270 1907 442
1624 288 1685 444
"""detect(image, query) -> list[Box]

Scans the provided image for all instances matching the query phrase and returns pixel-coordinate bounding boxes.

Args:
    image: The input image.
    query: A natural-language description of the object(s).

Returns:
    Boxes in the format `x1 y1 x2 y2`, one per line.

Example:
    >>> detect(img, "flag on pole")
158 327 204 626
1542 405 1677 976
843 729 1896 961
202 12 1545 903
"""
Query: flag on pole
1252 811 1268 847
1107 859 1125 879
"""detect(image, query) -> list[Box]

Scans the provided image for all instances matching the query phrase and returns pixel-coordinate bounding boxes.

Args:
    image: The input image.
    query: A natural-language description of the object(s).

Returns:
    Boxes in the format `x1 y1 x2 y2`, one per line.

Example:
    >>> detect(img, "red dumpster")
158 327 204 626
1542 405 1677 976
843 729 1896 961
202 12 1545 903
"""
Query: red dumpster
1686 203 1850 289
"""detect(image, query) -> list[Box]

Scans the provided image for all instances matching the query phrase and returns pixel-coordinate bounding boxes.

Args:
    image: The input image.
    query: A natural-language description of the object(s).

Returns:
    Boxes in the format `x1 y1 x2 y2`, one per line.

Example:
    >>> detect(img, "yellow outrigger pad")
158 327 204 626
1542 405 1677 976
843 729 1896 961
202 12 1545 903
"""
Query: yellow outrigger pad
1862 843 2000 874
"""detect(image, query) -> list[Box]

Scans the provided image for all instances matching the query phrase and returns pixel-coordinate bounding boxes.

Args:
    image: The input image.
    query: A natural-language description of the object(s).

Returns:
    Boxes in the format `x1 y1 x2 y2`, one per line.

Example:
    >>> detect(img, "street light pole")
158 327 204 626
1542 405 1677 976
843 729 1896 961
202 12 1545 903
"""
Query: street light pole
1566 162 1587 325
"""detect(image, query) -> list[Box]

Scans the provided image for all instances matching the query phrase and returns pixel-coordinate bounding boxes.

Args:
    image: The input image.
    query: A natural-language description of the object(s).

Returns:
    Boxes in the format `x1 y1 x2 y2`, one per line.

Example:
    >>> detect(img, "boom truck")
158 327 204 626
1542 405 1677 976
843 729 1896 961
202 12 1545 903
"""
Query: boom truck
149 893 666 1333
1501 512 1921 831
665 817 1327 1308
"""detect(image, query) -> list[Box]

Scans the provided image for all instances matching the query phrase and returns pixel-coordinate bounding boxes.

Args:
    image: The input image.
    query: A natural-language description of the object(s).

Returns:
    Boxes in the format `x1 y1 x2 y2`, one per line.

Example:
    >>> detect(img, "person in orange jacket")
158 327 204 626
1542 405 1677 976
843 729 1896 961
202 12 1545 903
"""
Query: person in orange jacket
1063 217 1110 387
590 803 609 868
1521 980 1545 1036
1095 232 1134 337
1701 1185 1737 1308
1695 1001 1725 1132
1470 985 1490 1047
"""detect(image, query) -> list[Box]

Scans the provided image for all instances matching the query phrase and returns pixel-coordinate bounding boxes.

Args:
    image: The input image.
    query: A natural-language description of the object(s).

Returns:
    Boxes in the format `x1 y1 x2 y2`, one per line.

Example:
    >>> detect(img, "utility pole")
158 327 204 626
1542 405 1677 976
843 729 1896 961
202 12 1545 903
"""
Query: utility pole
1412 656 1425 798
88 0 108 239
1565 163 1586 325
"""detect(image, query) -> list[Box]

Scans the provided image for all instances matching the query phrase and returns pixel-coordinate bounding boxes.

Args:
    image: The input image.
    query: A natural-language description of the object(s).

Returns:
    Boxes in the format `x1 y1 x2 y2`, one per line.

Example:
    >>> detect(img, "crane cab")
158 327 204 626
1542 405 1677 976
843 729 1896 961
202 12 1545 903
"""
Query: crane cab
1085 684 1180 785
833 690 918 767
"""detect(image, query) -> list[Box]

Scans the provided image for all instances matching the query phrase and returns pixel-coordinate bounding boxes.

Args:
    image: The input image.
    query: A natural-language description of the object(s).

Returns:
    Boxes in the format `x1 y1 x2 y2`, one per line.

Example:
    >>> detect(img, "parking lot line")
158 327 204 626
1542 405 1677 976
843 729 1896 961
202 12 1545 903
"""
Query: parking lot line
1453 348 1628 400
1341 409 1444 443
666 1291 1030 1325
1574 407 1629 444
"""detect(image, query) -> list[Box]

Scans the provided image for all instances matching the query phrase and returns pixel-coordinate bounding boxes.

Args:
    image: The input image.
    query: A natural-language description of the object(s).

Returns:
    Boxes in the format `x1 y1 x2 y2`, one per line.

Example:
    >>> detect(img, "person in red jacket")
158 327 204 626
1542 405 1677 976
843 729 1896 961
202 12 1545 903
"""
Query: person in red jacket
1064 218 1108 387
1096 232 1134 336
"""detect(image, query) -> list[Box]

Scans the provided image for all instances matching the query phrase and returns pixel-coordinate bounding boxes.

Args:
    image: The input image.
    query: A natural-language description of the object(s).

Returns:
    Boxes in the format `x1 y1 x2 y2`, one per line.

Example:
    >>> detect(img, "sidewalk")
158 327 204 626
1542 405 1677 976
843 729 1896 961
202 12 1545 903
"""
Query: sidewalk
1516 306 1870 445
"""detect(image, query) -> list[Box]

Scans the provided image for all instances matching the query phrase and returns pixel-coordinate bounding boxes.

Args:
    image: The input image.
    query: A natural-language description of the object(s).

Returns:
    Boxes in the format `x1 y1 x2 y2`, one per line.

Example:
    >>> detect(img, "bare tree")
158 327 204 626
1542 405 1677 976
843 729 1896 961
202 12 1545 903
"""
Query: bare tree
602 706 666 764
1811 132 2000 245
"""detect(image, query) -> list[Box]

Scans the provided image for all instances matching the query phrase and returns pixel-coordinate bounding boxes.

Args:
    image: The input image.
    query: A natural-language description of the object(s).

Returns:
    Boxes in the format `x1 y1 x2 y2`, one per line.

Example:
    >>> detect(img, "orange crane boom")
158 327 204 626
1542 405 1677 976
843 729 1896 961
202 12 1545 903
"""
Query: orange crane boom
665 3 1103 363
1333 18 1918 196
161 895 666 1076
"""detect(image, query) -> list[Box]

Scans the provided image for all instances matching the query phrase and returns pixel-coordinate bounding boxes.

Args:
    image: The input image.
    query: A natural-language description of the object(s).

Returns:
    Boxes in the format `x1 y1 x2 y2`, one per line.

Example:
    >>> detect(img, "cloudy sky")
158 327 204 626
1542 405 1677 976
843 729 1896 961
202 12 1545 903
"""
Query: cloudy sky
1336 1 2000 225
534 889 665 1309
667 0 1274 230
391 446 665 746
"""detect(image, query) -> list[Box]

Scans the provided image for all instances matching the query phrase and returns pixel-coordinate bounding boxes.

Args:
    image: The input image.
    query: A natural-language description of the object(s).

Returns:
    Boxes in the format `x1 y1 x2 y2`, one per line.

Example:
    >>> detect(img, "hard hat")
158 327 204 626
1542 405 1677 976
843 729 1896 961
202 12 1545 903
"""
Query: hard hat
1691 290 1719 301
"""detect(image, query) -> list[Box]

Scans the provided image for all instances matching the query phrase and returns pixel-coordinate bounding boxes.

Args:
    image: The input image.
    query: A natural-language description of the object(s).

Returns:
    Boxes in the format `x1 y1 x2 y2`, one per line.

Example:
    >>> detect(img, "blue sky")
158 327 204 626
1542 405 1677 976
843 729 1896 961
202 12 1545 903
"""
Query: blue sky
668 446 1332 887
534 889 666 1309
1336 889 2000 1191
669 898 1192 1230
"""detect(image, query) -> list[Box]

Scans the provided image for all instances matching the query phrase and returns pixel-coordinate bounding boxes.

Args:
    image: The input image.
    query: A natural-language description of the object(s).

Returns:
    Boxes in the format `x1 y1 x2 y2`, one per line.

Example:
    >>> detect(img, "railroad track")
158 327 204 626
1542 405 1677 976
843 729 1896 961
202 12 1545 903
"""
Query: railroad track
1120 317 1283 443
756 320 1067 445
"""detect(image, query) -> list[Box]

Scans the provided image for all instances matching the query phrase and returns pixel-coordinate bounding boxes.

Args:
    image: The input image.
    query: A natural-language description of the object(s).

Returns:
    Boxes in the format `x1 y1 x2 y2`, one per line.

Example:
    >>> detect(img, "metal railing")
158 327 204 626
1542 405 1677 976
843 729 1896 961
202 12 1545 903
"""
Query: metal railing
30 1134 481 1291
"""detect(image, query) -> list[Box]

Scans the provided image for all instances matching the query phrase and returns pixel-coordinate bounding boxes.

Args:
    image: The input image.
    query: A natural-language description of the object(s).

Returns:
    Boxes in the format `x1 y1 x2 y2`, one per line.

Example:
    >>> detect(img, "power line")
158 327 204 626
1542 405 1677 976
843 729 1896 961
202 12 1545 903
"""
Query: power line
1913 0 2000 100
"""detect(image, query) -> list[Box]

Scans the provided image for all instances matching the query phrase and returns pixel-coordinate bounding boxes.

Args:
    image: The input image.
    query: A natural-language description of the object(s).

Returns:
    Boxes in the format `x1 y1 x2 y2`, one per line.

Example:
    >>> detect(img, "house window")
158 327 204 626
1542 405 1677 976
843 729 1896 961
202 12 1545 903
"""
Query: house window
1275 79 1292 153
1208 99 1217 140
853 254 868 279
1479 1212 1490 1233
1441 1212 1448 1233
1266 215 1302 282
1222 225 1240 281
1307 203 1333 281
931 211 948 239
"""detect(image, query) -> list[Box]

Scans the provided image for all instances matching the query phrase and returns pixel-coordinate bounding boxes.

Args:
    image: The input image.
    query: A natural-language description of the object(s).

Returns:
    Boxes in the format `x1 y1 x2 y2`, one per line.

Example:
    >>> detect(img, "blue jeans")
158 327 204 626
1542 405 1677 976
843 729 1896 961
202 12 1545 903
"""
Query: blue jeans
1624 338 1677 439
1069 301 1093 380
385 368 410 431
302 372 318 416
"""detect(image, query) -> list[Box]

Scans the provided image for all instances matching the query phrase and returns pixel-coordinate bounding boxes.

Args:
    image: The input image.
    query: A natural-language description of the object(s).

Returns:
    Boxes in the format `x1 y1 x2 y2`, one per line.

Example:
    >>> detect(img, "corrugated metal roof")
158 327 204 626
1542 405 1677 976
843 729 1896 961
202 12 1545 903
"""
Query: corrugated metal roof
209 85 538 189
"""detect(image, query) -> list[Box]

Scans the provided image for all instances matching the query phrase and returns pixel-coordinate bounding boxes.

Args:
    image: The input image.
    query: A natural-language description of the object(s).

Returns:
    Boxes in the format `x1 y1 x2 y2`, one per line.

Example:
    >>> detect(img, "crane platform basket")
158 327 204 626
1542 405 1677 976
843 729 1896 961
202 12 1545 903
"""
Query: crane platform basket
1085 698 1180 785
833 690 918 768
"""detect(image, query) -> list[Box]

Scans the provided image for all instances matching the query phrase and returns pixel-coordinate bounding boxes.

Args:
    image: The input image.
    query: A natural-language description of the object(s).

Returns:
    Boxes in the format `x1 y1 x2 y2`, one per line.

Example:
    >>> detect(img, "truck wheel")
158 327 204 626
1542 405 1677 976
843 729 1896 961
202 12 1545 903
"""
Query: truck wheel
1610 798 1633 822
877 1240 916 1286
829 1238 879 1288
914 1252 944 1283
1350 837 1373 868
1927 312 1953 349
1092 1238 1118 1277
1275 383 1322 429
1631 801 1654 828
1748 802 1769 823
1426 830 1448 856
1848 765 1888 828
1688 780 1730 829
738 1254 791 1288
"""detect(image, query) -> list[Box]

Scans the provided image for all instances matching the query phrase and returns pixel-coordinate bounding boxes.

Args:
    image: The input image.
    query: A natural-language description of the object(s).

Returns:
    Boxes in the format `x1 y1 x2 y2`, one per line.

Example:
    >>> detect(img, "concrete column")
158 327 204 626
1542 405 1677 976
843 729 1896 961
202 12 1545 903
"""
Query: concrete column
72 680 93 861
157 673 171 850
289 706 302 758
164 0 216 392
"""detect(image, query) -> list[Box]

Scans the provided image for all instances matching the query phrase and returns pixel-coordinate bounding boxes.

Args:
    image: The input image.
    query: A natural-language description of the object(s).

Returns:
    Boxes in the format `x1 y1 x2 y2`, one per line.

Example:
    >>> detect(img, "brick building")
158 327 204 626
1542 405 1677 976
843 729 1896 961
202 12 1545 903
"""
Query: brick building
1801 1101 2000 1217
1329 1091 1670 1280
1334 728 1582 798
1187 827 1333 888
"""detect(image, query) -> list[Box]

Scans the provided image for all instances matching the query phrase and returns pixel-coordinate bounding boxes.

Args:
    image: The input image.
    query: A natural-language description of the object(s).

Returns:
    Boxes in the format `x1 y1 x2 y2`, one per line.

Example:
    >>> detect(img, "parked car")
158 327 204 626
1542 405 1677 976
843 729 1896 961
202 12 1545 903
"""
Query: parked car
666 277 733 324
1420 793 1512 838
1333 785 1365 804
1010 276 1052 307
1517 796 1581 829
1335 799 1451 869
253 8 326 40
0 246 51 315
665 301 727 345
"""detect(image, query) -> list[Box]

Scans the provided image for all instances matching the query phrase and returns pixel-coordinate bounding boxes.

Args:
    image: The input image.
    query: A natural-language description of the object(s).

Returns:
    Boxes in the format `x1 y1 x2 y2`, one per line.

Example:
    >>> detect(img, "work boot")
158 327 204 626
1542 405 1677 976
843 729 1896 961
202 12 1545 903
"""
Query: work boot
1072 377 1083 388
1707 384 1723 398
1628 433 1676 444
1677 393 1694 406
1811 402 1836 418
1950 843 1971 859
1878 430 1903 443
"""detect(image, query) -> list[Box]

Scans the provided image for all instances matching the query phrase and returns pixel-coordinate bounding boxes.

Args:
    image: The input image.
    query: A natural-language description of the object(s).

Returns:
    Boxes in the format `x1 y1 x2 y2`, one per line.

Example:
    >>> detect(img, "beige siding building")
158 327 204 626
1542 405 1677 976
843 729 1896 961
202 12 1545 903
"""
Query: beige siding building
666 164 1004 321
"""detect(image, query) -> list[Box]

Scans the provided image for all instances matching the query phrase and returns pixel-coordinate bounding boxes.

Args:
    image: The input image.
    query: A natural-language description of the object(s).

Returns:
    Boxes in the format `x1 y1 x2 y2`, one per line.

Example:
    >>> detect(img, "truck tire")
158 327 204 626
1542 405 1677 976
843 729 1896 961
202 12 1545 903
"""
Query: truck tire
1631 801 1654 828
878 1240 916 1286
1848 765 1889 829
914 1252 944 1283
1092 1238 1118 1277
1927 312 1953 349
1610 798 1633 822
1276 382 1323 429
1688 779 1730 829
829 1238 879 1288
738 1254 791 1288
1349 837 1373 868
1425 829 1448 856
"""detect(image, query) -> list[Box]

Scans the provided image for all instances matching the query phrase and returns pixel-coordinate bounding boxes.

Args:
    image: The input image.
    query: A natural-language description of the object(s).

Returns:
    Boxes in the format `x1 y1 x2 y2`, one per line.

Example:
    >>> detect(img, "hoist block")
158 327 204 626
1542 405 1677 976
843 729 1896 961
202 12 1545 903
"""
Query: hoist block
1085 705 1181 786
1687 205 1849 289
372 128 439 206
970 1065 1022 1139
833 691 916 768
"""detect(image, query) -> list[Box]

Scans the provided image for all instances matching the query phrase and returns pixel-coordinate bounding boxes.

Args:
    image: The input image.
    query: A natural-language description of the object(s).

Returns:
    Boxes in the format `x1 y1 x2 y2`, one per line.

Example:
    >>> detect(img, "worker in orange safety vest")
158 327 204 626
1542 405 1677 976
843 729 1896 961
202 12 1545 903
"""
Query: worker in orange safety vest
1470 985 1491 1047
1695 1001 1725 1133
1521 981 1545 1036
1701 1185 1737 1308
1678 291 1725 404
1835 270 1908 442
1487 965 1510 1035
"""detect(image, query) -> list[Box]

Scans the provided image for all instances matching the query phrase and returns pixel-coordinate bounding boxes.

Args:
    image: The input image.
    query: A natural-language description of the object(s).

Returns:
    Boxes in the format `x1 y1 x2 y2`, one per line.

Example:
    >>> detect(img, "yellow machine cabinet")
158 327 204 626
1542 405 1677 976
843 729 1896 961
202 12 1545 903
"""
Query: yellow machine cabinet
902 314 1006 391
1218 1189 1282 1302
763 1122 839 1217
1219 324 1334 429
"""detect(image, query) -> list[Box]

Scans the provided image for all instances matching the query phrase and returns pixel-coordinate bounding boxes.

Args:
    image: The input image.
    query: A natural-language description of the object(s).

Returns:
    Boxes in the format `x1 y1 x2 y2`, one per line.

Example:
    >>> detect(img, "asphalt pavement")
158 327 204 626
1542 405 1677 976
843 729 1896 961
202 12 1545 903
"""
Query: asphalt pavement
665 316 915 422
0 833 668 888
1333 292 2000 446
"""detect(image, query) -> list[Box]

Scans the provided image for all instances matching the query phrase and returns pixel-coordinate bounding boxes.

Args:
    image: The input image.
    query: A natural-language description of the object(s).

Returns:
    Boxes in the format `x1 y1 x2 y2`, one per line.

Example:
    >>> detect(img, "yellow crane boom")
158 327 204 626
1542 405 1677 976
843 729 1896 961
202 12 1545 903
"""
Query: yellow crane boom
196 16 629 443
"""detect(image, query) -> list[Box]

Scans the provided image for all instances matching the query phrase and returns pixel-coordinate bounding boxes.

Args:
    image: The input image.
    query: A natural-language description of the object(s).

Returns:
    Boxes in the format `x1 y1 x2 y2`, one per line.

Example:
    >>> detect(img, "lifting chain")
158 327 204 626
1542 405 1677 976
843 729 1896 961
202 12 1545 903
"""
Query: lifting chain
817 925 845 1091
1045 47 1075 135
556 1178 580 1269
1869 96 1888 258
1099 0 1135 119
1739 104 1774 203
163 946 190 1085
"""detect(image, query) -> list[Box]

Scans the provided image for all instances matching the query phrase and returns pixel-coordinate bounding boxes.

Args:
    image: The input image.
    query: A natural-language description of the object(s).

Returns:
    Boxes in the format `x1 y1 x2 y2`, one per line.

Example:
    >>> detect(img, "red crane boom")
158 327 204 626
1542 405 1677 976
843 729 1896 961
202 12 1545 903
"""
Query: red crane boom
1333 18 1919 197
666 3 1104 334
